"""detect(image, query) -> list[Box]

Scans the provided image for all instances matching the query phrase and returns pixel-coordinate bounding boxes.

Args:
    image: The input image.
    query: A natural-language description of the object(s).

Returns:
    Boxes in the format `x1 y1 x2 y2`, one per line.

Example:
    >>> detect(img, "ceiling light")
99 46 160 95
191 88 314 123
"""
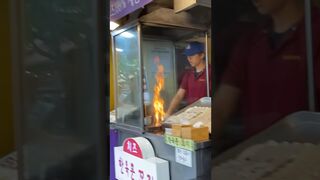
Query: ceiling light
120 32 134 38
116 48 123 52
110 21 119 30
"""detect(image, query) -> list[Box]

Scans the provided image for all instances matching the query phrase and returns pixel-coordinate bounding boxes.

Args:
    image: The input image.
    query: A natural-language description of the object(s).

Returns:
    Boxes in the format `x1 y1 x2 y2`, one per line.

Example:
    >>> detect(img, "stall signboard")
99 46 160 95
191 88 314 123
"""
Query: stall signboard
175 147 192 167
114 137 170 180
164 134 195 151
110 0 153 21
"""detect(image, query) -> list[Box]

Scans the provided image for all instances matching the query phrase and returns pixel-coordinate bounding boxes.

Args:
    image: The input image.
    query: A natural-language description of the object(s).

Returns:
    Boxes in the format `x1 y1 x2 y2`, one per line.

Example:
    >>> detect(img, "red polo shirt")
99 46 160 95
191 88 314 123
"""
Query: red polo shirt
222 8 320 137
180 67 212 104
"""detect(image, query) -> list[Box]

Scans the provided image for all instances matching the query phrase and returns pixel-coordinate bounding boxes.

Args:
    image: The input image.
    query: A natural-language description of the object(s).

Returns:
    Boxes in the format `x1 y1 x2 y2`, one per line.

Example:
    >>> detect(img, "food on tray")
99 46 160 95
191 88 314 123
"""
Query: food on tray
171 124 209 141
166 106 211 133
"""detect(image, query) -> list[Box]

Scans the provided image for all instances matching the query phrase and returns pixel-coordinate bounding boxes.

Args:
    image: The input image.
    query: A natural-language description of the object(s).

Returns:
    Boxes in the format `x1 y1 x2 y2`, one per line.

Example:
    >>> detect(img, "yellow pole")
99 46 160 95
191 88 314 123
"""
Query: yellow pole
0 0 15 157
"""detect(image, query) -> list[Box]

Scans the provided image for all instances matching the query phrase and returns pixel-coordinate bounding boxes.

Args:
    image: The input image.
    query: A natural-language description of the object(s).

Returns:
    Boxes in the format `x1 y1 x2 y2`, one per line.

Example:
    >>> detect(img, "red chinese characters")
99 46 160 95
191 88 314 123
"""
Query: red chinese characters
139 170 144 180
123 138 143 158
125 160 129 176
117 157 154 180
130 163 135 180
119 158 124 174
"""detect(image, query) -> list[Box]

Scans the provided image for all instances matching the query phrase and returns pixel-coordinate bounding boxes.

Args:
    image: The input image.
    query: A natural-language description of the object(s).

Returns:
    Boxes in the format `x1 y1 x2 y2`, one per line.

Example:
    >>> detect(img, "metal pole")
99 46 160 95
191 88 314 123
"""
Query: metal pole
10 0 24 179
138 23 145 132
304 0 316 111
205 32 210 97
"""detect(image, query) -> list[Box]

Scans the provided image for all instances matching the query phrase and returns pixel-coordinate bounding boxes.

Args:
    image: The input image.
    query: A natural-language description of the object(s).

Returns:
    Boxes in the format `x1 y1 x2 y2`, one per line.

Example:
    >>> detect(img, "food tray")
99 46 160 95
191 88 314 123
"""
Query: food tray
163 97 211 131
213 111 320 165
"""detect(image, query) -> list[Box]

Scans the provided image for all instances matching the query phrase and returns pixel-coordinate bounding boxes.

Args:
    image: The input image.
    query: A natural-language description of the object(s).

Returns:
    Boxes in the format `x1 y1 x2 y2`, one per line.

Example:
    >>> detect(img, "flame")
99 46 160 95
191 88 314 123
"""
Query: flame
152 58 165 127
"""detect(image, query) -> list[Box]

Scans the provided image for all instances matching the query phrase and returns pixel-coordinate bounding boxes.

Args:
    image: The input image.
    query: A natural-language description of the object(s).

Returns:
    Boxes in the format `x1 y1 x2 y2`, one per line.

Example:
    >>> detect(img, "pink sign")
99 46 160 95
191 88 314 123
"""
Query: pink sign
123 138 143 158
114 137 170 180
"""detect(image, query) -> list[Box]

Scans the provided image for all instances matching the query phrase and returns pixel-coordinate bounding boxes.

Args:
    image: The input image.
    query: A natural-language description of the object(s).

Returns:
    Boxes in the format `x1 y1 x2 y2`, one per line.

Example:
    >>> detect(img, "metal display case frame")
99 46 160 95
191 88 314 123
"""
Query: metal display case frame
111 20 210 134
110 12 212 179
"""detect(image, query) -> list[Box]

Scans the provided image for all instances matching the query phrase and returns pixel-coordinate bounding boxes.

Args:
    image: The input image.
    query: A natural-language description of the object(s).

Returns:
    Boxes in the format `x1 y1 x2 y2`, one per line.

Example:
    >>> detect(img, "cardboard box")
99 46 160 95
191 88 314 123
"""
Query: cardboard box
181 126 209 142
172 124 192 137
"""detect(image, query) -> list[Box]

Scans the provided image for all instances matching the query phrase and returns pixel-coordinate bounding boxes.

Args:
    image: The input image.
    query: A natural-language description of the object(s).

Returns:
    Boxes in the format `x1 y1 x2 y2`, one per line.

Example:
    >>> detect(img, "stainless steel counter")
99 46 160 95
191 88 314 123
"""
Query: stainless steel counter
112 125 212 180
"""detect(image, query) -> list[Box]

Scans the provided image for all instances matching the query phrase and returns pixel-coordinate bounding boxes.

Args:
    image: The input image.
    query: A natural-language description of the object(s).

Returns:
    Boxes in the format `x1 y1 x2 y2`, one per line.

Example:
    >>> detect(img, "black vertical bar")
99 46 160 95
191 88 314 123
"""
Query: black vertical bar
10 0 109 179
305 0 316 111
94 0 108 179
10 0 24 178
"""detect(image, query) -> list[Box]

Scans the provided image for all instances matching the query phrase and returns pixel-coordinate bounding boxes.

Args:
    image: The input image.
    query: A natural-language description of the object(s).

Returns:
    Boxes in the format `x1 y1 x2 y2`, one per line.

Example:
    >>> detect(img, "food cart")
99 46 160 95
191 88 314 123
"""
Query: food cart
110 7 212 180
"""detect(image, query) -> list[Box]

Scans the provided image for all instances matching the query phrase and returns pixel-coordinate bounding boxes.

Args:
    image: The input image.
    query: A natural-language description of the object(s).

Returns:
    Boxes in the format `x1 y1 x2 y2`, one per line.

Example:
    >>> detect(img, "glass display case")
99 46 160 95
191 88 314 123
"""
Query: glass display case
112 26 179 131
113 25 143 129
112 21 209 133
142 39 177 112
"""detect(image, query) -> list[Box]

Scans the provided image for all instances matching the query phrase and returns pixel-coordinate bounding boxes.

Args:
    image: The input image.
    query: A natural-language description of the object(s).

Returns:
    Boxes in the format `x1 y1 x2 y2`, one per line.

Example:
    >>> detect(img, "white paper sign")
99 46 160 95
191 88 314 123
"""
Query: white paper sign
114 146 170 180
175 147 192 167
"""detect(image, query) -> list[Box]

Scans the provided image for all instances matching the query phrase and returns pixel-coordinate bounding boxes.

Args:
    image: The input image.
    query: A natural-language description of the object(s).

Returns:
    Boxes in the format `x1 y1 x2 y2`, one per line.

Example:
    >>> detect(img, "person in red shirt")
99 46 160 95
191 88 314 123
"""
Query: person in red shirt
214 0 320 142
165 41 211 117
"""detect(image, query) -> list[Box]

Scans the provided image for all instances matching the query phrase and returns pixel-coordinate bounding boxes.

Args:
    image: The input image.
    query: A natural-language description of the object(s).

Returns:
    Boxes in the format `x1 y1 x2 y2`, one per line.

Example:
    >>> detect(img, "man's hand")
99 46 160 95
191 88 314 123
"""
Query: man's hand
165 88 186 117
163 113 170 120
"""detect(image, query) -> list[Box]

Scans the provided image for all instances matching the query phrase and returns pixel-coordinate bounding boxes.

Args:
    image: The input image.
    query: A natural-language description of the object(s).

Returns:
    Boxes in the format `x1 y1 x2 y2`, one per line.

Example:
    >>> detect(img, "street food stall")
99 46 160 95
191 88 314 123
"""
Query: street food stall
110 7 212 180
